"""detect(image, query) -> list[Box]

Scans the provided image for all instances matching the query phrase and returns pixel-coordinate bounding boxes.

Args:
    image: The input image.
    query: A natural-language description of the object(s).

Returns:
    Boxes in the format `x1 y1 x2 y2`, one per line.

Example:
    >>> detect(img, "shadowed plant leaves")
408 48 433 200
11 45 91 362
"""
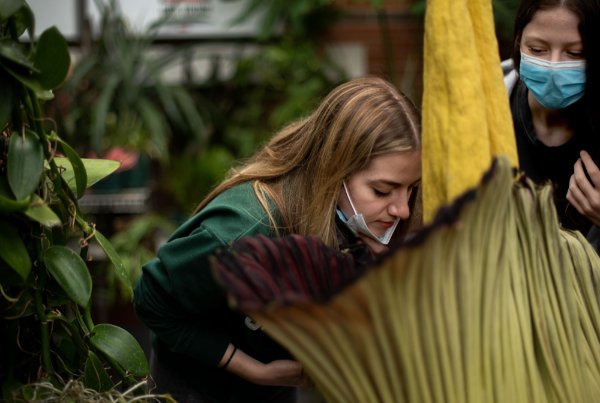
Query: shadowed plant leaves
94 229 132 300
0 219 31 280
89 324 148 377
0 0 25 20
43 245 92 308
24 194 61 227
7 129 43 200
53 157 119 194
33 26 70 90
57 138 87 198
83 351 113 392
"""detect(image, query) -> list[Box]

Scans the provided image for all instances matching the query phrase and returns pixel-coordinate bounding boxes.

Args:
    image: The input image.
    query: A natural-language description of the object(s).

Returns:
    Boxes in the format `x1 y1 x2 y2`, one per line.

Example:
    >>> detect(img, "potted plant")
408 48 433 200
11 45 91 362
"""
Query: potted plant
49 0 209 192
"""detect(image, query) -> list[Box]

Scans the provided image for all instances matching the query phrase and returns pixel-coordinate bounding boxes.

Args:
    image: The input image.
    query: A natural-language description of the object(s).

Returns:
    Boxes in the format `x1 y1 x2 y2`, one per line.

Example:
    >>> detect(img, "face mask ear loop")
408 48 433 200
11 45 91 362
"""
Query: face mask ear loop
342 181 359 215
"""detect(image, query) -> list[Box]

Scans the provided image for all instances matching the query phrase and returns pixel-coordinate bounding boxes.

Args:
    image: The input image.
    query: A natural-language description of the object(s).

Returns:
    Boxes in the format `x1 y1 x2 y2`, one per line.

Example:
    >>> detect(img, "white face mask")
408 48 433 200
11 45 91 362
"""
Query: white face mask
337 181 400 245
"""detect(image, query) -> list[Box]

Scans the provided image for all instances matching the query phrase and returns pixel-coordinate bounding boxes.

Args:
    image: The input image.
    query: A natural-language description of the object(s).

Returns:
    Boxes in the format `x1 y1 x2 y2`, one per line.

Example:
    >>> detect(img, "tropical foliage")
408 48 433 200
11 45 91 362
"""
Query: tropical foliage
0 1 154 399
50 0 209 162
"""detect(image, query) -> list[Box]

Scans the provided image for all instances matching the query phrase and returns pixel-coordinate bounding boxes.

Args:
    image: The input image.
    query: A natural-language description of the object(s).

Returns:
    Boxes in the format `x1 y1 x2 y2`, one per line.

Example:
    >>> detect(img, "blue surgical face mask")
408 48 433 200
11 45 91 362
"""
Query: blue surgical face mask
519 52 586 110
336 182 400 245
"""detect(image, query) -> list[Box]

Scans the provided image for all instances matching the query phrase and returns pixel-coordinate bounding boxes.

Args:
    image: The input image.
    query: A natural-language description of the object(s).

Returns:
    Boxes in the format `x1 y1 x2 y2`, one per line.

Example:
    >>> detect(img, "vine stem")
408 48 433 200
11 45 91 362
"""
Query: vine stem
34 273 53 374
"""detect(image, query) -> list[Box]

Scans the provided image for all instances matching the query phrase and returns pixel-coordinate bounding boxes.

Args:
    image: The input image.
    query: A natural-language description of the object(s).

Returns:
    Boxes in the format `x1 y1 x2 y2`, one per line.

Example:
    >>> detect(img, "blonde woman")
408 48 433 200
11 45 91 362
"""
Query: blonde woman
134 76 422 402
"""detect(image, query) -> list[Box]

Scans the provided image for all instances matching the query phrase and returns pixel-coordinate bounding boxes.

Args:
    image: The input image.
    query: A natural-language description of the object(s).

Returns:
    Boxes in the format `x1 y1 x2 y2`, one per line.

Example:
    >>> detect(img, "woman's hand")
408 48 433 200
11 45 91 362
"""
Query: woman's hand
252 359 308 387
221 344 309 387
567 150 600 225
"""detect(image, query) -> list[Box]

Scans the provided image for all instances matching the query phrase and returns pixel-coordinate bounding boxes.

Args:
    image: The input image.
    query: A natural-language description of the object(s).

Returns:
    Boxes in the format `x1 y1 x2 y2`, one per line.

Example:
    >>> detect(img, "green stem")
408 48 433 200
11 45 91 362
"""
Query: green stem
26 88 54 166
27 88 95 237
33 274 53 374
2 320 18 380
74 304 91 335
83 303 95 332
53 313 88 359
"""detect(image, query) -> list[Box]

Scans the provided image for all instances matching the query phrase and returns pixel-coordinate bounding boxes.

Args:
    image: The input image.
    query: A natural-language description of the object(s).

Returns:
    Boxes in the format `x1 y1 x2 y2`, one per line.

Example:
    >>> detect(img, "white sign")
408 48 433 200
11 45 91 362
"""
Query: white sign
88 0 267 39
27 0 268 41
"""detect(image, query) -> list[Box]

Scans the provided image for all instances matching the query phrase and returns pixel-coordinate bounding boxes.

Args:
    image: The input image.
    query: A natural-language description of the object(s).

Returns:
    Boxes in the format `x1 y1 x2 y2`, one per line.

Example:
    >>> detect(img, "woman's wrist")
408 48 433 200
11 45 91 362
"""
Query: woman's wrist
219 345 237 369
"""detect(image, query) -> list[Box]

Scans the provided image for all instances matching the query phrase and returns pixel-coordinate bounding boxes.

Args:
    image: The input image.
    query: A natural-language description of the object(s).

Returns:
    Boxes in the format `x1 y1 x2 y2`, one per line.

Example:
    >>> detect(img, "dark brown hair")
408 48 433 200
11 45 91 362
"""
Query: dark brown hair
512 0 600 135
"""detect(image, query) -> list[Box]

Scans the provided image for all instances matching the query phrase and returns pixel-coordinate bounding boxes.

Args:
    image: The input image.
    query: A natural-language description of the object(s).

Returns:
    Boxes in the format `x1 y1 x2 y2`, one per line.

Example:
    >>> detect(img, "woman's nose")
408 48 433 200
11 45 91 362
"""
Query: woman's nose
549 49 570 62
388 193 410 220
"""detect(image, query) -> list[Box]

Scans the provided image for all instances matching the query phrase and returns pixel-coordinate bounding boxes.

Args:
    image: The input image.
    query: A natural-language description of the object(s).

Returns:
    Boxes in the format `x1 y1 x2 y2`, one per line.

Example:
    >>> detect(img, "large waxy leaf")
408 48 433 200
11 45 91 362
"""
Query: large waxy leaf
7 130 44 200
58 139 87 198
43 245 91 307
24 194 61 227
33 26 70 89
83 351 114 392
90 324 148 377
0 220 31 280
53 157 119 194
94 230 132 300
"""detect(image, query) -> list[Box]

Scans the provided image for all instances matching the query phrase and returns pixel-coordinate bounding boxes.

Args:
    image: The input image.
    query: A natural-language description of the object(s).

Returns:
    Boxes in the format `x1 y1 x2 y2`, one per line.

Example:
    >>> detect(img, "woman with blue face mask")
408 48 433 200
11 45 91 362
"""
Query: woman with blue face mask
502 0 600 239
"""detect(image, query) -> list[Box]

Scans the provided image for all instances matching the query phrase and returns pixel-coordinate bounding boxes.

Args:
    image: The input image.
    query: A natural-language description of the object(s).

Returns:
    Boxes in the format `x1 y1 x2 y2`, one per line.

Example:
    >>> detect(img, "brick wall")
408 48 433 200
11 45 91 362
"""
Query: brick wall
326 1 424 102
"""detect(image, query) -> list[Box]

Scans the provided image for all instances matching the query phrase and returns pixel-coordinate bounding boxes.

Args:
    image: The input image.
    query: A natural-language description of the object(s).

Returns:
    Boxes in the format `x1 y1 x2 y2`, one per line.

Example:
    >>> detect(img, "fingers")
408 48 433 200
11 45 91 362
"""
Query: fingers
567 154 600 225
580 150 600 186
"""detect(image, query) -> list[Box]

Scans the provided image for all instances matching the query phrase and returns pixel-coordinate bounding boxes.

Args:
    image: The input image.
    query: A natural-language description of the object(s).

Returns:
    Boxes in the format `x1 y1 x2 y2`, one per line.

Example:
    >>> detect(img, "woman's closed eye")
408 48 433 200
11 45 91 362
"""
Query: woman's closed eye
373 188 390 197
566 50 584 59
527 46 546 55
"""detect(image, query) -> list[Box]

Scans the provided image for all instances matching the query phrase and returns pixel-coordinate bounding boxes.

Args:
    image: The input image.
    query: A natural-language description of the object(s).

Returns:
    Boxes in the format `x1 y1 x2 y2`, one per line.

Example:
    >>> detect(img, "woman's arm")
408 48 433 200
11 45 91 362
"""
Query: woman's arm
218 343 307 387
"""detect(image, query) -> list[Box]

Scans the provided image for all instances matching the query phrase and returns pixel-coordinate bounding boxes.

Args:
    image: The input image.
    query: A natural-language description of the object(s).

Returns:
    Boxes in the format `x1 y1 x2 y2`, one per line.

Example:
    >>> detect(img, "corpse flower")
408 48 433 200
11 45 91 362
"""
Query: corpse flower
212 0 600 400
212 159 600 402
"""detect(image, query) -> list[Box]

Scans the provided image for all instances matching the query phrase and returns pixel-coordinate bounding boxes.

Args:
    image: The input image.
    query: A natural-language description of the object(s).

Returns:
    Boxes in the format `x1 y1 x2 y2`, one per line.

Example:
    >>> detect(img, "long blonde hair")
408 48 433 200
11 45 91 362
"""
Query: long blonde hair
195 76 421 248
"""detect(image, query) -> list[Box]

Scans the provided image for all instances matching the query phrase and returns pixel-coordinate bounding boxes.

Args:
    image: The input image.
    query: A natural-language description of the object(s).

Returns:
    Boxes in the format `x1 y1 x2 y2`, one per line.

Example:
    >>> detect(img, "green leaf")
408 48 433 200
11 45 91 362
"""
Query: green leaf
7 129 44 200
0 0 25 21
34 26 70 89
9 2 33 39
0 177 31 213
43 245 92 307
94 230 133 300
0 220 31 280
0 193 30 213
24 194 61 227
53 157 119 193
2 61 53 99
82 351 114 392
90 324 149 377
58 139 87 198
0 39 36 70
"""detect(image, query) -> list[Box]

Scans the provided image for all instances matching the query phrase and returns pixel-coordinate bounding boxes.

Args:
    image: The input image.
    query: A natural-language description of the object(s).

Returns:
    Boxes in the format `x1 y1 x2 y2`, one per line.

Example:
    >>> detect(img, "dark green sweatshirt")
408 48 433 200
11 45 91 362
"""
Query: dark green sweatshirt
134 182 292 401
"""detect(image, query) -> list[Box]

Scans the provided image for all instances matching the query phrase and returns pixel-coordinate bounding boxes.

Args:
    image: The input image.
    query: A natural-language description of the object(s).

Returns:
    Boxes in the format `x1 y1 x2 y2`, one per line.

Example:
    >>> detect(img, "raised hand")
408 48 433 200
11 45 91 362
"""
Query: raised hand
567 150 600 226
